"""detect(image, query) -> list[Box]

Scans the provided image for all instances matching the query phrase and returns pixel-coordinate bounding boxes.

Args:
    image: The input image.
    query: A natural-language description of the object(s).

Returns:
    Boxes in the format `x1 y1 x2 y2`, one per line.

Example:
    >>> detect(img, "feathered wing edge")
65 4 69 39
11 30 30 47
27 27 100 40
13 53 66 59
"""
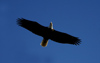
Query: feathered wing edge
75 37 81 45
17 18 25 26
17 18 50 37
71 36 81 45
49 30 81 45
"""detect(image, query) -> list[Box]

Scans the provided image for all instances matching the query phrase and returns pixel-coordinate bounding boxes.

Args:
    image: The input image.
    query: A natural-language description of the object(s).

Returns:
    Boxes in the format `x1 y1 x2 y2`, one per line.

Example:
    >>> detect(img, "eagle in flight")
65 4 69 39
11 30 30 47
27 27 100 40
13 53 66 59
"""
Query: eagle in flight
17 18 81 47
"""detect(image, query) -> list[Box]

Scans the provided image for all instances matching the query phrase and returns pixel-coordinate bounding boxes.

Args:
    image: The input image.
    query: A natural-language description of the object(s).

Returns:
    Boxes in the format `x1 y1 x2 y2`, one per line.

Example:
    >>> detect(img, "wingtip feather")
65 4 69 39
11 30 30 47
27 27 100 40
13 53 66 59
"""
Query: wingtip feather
74 38 81 45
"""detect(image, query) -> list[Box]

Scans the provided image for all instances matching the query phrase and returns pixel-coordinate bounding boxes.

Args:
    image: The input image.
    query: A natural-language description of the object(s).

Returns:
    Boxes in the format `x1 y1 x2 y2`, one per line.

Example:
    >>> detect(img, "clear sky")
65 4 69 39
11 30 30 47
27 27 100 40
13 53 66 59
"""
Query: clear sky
0 0 100 63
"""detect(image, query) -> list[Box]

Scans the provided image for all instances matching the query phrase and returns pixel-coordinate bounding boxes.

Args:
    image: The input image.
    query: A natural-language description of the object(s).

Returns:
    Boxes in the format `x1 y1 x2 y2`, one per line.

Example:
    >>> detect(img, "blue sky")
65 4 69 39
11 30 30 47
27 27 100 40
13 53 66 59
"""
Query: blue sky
0 0 100 63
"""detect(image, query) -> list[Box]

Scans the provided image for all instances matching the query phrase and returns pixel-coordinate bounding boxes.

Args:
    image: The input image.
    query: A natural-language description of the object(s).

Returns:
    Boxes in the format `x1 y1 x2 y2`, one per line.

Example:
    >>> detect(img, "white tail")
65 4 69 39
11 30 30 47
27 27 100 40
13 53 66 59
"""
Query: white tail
40 38 48 47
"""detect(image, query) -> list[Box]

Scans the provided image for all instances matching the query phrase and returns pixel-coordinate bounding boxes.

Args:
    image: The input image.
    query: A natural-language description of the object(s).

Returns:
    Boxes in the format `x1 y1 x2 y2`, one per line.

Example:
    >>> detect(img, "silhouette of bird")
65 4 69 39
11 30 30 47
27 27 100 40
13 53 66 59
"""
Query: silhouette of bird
17 18 81 47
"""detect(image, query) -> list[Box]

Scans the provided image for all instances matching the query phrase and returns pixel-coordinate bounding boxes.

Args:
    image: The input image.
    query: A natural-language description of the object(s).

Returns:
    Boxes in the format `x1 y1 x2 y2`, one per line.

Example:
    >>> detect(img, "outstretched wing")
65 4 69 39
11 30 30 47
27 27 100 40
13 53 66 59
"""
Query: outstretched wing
49 30 81 45
17 18 51 38
17 18 81 45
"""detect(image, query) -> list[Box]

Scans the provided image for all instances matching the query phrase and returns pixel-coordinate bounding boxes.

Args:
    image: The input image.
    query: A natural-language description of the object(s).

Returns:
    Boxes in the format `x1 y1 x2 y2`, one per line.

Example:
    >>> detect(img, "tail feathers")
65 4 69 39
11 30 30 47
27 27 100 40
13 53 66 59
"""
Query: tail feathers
40 38 48 47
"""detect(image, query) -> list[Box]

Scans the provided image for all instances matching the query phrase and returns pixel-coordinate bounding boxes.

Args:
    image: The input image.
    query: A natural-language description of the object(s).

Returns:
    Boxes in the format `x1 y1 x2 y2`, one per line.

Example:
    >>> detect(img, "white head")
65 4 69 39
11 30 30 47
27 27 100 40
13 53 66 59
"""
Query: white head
48 22 53 29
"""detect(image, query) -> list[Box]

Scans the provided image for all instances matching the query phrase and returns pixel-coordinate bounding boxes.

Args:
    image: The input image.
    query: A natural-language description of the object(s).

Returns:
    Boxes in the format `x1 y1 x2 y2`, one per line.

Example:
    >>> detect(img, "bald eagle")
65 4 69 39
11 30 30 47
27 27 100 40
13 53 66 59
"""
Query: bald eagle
17 18 81 47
